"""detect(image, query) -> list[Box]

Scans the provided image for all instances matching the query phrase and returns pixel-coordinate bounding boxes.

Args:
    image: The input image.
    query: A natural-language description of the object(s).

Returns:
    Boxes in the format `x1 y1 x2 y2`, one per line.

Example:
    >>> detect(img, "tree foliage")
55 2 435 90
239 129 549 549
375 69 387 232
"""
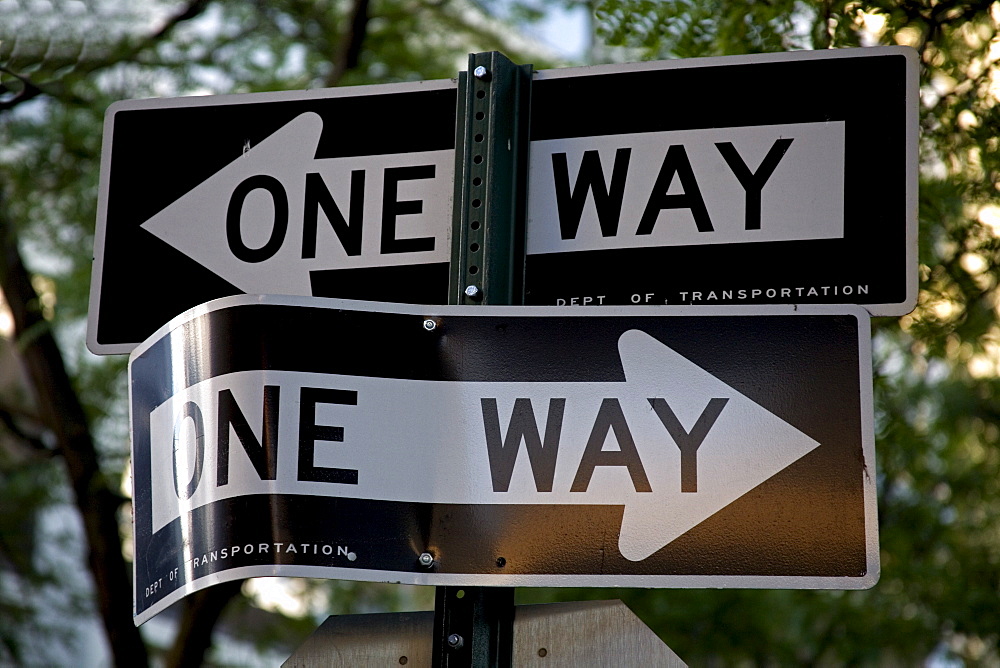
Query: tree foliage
0 1 556 665
1 0 998 665
561 0 1000 664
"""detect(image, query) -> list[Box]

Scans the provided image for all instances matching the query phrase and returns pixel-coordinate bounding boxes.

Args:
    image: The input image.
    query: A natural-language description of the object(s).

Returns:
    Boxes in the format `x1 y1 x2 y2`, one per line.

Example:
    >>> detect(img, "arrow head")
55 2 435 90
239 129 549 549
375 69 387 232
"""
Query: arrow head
140 112 325 295
616 329 820 561
139 111 453 297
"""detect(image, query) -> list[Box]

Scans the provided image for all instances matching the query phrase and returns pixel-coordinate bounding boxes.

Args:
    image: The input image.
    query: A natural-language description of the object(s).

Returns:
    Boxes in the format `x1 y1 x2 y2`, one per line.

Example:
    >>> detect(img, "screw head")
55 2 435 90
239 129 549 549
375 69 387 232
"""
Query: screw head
422 319 437 331
464 285 481 299
473 65 490 81
418 552 434 568
447 633 464 649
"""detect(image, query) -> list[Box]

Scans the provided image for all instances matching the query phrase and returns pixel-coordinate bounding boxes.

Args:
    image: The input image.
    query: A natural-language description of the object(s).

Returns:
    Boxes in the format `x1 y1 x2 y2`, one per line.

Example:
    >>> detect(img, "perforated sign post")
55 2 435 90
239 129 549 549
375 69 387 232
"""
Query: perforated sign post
128 295 878 625
89 46 916 354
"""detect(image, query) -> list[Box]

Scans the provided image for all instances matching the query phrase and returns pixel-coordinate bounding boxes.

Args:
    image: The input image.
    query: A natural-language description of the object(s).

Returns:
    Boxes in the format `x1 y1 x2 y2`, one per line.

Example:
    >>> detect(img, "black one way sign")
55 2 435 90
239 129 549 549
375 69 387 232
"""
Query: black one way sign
89 47 917 354
129 295 877 624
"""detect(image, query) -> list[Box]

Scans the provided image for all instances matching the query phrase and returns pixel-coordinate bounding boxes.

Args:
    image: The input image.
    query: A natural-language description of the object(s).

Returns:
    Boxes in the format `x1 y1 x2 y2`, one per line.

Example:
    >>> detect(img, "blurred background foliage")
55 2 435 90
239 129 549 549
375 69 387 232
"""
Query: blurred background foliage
0 0 997 665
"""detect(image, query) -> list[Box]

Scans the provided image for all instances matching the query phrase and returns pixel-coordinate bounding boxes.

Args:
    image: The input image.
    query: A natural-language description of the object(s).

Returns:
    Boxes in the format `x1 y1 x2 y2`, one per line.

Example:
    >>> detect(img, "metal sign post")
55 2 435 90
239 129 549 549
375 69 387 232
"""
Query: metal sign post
434 50 532 668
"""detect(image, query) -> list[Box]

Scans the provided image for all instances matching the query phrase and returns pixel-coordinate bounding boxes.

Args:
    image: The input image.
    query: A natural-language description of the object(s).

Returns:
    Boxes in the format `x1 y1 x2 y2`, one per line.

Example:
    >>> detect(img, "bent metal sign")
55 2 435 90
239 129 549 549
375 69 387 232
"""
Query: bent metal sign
128 295 878 623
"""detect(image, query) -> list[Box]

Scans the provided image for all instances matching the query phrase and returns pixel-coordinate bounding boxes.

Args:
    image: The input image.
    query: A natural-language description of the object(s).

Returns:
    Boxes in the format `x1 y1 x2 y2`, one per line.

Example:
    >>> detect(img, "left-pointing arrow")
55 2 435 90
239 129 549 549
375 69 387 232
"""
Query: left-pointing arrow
140 112 454 295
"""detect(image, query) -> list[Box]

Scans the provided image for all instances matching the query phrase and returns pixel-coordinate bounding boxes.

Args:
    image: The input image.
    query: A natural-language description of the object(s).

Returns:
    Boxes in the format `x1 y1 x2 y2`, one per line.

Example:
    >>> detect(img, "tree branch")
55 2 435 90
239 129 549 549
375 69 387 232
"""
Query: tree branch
136 0 214 52
0 70 44 112
0 404 52 457
0 0 214 114
326 0 371 87
0 190 148 667
164 579 244 668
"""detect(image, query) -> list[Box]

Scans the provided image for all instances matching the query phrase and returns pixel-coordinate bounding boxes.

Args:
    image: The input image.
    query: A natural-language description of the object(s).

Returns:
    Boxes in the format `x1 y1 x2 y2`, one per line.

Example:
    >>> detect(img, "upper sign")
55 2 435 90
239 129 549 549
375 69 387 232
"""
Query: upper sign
89 47 917 353
523 47 917 312
129 295 878 623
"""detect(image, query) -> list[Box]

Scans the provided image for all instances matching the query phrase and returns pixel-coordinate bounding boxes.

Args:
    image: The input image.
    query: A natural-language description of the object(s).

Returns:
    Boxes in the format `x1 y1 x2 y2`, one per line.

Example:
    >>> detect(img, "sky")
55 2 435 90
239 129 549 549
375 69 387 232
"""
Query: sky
530 3 591 59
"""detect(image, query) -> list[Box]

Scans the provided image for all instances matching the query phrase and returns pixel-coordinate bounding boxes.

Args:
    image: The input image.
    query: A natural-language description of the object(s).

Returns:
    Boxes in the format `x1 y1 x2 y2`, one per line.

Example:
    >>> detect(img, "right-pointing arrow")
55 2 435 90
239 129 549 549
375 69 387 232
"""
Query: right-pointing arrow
149 327 819 561
140 112 454 295
615 329 820 561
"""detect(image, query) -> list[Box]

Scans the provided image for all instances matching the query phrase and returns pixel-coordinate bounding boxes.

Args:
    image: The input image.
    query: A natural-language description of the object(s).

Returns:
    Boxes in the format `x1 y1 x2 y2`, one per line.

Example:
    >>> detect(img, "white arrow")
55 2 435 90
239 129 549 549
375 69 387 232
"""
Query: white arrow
140 112 454 295
149 329 818 561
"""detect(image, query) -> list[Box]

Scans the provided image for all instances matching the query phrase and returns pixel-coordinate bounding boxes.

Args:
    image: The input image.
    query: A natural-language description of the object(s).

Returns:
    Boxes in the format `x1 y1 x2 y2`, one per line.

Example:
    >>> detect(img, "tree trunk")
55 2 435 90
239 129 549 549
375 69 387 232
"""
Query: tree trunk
165 579 244 668
0 195 149 667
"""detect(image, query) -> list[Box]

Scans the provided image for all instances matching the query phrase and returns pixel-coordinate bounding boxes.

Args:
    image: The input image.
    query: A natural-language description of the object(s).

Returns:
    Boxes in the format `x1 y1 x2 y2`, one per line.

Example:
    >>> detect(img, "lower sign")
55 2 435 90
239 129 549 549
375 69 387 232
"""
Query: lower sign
129 296 877 624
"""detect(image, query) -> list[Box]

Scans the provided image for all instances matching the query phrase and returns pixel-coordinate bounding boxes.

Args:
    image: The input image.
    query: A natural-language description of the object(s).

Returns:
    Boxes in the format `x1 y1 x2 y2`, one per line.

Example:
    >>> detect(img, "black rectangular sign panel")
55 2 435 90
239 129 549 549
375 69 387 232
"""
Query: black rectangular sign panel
90 47 916 353
128 296 877 624
522 48 917 314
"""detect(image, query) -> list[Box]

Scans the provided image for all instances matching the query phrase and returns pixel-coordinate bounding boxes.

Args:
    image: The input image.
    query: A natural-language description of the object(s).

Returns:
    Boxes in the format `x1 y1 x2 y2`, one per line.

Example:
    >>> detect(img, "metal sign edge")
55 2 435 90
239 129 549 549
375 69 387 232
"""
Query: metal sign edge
86 103 120 354
136 563 880 628
128 293 873 361
533 44 914 80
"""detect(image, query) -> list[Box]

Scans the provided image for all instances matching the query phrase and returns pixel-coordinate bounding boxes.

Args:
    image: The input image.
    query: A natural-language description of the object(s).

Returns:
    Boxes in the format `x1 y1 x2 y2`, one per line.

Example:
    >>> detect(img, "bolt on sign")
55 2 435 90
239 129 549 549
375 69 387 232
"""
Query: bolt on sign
89 46 916 354
128 295 877 624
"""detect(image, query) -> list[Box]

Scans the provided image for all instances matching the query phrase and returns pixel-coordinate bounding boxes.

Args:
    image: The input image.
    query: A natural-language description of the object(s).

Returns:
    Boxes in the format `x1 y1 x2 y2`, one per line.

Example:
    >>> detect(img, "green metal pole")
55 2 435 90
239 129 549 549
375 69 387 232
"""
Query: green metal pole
432 50 532 668
448 51 532 307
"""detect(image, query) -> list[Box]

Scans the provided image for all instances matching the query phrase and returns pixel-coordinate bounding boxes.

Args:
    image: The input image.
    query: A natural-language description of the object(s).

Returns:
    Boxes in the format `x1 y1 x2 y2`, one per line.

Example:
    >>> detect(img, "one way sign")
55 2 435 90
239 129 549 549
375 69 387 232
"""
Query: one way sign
89 47 916 354
129 296 877 624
